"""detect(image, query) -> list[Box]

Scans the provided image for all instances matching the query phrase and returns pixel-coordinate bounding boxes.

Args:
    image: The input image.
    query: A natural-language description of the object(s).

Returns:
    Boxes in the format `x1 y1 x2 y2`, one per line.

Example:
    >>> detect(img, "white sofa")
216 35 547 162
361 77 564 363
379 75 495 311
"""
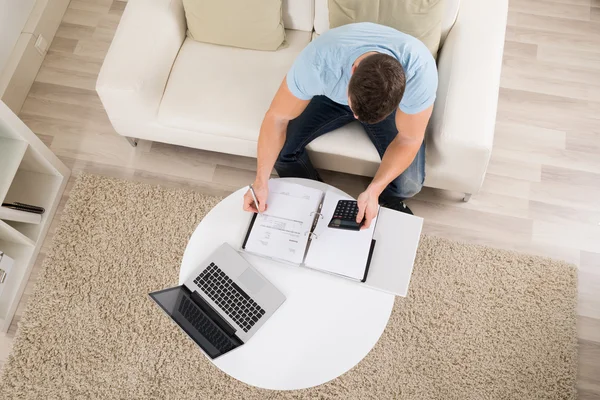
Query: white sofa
96 0 508 199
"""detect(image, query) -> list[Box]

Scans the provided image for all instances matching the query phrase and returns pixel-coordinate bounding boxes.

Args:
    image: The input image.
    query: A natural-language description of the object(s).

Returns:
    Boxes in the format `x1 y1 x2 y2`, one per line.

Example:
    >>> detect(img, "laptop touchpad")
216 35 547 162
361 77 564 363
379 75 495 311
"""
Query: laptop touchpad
238 269 266 294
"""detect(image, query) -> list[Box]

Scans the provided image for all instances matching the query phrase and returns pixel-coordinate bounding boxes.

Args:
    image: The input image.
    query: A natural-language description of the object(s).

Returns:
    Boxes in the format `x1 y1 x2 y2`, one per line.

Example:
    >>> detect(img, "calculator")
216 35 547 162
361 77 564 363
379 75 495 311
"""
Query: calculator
328 200 363 231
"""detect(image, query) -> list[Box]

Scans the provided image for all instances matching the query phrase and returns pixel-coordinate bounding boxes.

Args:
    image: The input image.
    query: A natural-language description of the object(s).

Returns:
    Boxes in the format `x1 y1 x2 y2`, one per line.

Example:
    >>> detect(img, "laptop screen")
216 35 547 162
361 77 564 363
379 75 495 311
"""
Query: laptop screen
149 286 241 359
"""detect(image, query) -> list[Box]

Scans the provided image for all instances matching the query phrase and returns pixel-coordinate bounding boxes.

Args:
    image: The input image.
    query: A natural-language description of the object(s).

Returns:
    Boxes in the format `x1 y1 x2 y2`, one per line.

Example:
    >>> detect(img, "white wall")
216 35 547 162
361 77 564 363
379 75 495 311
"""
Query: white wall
0 0 37 73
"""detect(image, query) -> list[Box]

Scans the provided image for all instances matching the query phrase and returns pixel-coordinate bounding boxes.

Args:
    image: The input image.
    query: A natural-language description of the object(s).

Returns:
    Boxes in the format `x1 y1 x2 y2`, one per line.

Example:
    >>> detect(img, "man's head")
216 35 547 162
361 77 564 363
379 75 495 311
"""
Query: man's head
348 53 406 124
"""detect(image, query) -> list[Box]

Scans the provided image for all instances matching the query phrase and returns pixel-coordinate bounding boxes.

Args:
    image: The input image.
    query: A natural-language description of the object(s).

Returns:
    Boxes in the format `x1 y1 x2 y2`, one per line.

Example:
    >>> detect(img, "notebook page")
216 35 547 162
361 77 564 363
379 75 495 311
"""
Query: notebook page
244 180 323 264
304 191 377 280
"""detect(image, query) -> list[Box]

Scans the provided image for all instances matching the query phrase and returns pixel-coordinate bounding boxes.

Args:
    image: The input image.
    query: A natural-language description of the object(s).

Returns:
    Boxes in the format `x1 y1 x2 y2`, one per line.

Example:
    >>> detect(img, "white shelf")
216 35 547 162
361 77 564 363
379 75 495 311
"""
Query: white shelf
0 100 70 333
0 138 27 203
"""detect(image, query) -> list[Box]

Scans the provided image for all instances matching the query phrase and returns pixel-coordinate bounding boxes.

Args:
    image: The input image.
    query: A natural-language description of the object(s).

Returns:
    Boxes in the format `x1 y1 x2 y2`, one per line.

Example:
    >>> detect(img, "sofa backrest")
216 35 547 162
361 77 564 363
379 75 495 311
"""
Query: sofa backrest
283 0 315 32
313 0 461 44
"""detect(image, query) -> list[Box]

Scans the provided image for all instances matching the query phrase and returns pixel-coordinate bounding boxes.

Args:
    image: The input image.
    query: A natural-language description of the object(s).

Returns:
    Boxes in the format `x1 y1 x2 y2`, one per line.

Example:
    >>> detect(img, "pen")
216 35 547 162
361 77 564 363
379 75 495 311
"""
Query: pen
248 184 263 215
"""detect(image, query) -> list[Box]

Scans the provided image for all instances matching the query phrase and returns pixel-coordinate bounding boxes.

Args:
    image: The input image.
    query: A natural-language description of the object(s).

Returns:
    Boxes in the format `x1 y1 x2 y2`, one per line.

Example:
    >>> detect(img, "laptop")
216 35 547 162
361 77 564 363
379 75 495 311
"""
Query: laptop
149 243 286 359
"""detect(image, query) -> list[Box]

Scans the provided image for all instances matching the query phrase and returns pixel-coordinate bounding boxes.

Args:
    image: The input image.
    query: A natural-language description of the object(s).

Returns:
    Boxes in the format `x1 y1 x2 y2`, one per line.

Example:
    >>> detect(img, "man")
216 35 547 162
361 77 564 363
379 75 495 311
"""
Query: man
243 22 438 228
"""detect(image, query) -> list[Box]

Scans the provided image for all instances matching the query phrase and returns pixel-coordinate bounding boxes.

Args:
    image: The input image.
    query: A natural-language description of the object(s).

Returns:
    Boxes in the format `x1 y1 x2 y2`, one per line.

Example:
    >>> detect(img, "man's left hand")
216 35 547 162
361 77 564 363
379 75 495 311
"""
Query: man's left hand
355 189 379 230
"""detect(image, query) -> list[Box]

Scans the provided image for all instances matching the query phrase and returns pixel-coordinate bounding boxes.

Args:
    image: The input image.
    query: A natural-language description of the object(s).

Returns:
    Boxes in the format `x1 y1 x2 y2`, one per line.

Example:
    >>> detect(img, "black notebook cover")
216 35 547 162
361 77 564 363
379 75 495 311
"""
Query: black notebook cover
241 213 258 250
361 239 376 283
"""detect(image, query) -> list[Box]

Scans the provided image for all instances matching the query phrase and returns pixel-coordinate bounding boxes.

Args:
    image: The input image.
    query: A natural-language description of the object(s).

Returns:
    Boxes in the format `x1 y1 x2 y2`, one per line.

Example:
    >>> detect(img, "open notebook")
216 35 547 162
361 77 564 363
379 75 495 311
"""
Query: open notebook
242 180 377 282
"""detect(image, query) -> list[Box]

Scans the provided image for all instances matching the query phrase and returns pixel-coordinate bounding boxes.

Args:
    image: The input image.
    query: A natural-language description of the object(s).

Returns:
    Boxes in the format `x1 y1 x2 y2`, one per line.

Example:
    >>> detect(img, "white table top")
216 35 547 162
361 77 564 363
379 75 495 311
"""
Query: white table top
180 178 395 390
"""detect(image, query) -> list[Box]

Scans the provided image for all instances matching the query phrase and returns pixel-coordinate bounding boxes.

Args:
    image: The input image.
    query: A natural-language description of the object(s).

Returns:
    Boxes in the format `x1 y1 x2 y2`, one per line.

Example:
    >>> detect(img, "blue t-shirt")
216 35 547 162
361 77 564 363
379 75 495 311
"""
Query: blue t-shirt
286 22 438 115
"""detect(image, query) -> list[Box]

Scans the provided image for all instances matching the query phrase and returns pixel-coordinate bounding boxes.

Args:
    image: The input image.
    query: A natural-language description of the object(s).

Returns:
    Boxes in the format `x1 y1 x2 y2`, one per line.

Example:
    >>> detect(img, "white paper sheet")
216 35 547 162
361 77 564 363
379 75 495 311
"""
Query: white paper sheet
304 191 378 281
244 180 324 264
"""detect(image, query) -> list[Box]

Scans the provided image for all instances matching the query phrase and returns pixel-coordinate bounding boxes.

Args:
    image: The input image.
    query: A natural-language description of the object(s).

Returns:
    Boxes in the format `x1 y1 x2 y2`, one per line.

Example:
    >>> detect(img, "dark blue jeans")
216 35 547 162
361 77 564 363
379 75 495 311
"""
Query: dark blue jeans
274 96 426 199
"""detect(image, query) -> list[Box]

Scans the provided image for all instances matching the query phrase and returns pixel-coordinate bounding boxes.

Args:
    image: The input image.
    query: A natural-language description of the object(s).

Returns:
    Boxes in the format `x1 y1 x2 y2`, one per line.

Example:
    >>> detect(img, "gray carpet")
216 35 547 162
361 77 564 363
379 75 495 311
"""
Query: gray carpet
0 174 578 399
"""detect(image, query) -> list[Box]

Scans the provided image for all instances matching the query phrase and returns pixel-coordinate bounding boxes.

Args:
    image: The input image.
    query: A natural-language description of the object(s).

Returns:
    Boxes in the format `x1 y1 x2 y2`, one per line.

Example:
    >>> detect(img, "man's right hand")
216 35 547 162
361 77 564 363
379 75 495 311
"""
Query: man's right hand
243 181 268 213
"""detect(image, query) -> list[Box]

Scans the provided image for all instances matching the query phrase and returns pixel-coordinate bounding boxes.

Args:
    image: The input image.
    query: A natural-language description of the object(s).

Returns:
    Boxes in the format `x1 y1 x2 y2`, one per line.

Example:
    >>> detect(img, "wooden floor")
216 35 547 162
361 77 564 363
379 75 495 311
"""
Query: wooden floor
1 0 599 397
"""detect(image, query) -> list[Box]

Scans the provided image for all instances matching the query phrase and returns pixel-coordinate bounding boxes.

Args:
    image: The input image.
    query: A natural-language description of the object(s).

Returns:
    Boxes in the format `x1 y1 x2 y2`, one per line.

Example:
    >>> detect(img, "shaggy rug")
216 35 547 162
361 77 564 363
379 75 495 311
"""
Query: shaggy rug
0 174 577 399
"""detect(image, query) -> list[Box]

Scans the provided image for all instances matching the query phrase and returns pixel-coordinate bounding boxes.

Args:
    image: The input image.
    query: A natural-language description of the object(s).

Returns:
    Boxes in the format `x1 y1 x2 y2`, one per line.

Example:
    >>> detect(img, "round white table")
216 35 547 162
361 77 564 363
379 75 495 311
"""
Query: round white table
180 178 395 390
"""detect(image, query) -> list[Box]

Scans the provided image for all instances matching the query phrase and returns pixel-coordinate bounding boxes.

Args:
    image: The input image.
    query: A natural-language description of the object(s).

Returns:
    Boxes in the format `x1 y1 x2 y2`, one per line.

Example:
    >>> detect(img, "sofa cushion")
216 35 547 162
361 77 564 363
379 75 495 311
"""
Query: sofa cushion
283 0 315 32
314 0 460 44
441 0 460 43
327 0 445 57
183 0 285 51
307 121 381 165
313 0 329 35
158 30 312 142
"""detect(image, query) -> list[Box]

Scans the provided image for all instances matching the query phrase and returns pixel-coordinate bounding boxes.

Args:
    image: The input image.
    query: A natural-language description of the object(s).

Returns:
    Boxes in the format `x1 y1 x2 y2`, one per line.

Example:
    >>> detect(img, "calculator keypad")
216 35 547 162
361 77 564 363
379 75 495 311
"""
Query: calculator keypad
334 200 358 220
328 200 363 231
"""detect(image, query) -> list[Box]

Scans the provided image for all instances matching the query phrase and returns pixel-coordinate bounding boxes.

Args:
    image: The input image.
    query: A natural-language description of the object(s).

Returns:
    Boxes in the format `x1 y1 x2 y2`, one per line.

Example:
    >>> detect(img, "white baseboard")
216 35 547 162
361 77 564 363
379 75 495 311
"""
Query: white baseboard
0 0 70 114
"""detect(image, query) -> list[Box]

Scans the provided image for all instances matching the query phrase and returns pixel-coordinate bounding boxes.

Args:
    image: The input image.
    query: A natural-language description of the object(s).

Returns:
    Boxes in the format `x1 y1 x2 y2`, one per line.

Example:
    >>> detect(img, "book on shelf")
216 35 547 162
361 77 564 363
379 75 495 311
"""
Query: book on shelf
1 202 45 215
0 206 42 224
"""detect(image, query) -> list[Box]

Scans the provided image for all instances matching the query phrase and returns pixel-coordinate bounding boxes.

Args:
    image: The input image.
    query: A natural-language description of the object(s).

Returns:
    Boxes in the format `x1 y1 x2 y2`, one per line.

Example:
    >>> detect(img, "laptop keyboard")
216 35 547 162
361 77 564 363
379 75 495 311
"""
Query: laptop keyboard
178 295 235 353
194 263 266 333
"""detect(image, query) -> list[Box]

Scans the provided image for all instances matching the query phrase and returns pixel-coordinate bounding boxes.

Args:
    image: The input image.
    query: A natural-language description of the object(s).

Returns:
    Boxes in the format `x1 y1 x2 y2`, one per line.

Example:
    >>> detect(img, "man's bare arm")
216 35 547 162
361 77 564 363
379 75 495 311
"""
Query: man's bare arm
356 105 433 228
367 105 433 195
243 78 310 212
255 78 310 184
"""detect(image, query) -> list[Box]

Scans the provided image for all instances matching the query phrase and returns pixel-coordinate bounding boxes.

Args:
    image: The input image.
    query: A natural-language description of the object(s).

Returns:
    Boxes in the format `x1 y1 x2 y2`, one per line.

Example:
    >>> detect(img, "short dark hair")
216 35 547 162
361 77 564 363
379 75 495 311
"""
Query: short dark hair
348 53 406 124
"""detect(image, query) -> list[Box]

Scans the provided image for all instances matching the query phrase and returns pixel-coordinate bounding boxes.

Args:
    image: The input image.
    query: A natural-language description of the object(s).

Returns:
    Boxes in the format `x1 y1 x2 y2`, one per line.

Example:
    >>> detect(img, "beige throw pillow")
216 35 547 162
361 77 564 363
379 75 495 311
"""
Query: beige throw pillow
183 0 286 51
328 0 445 58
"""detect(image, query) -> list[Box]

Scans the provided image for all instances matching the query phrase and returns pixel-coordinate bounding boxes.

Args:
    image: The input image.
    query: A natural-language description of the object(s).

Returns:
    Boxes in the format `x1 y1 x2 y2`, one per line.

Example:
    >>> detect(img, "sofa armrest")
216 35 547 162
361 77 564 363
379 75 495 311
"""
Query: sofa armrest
426 0 508 195
96 0 186 123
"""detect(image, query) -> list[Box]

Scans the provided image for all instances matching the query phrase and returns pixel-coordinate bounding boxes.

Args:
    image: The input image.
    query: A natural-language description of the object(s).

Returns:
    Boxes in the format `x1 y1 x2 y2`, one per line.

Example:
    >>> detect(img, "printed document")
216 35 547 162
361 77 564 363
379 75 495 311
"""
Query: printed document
244 180 323 264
